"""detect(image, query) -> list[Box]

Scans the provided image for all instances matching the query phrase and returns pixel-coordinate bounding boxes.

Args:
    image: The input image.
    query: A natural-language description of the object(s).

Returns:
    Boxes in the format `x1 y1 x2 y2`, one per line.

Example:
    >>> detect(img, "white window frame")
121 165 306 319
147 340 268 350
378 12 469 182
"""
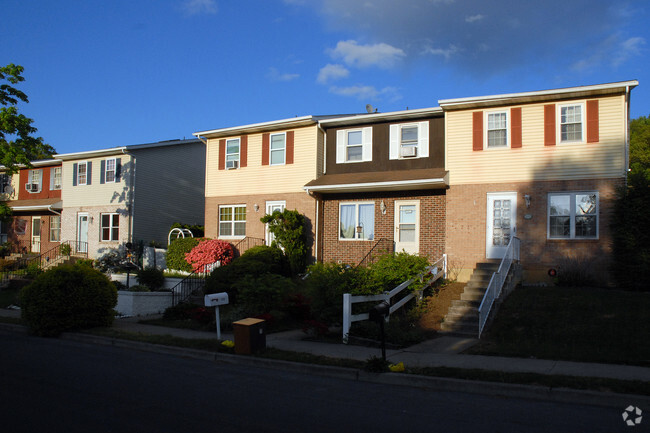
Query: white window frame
219 204 246 238
338 202 375 241
389 121 429 159
77 161 88 185
269 133 286 166
26 169 42 193
558 102 585 144
100 212 120 242
336 127 373 163
51 167 62 190
547 191 599 240
49 215 61 242
485 110 509 148
226 138 240 169
105 158 117 183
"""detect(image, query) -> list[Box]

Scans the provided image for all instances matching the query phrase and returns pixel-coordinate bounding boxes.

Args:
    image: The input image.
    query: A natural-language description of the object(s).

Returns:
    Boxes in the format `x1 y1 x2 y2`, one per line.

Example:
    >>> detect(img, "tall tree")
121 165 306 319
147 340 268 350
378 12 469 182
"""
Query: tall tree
630 115 650 180
1 63 55 174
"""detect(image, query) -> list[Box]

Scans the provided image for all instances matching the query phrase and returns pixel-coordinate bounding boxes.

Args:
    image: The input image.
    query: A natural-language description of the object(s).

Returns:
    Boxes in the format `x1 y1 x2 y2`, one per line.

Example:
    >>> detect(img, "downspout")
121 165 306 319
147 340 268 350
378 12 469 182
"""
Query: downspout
625 85 631 186
47 205 61 216
122 148 135 244
314 123 327 263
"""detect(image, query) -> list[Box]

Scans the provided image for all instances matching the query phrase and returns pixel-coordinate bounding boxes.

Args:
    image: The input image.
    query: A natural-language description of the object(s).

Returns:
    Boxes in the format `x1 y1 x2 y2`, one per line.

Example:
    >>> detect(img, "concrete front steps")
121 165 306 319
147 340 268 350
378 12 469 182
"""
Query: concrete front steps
440 261 499 337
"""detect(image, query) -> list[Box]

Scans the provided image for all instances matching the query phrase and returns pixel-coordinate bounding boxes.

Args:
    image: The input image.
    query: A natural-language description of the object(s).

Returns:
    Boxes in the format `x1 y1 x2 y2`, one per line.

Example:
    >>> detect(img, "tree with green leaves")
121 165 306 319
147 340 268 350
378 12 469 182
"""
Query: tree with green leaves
260 208 308 276
1 63 55 173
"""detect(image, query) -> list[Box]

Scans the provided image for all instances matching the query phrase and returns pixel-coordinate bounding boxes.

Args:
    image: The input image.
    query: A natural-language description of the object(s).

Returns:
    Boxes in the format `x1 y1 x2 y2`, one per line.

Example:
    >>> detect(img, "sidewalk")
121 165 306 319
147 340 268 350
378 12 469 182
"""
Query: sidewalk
4 307 650 385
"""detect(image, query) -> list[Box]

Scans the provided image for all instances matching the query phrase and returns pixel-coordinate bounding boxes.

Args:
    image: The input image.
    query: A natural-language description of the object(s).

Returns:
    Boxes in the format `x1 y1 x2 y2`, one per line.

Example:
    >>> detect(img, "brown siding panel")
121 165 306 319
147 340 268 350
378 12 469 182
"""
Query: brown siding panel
240 135 248 168
544 104 556 146
218 139 225 170
587 99 599 143
262 133 269 166
472 111 483 151
286 131 294 165
511 107 522 149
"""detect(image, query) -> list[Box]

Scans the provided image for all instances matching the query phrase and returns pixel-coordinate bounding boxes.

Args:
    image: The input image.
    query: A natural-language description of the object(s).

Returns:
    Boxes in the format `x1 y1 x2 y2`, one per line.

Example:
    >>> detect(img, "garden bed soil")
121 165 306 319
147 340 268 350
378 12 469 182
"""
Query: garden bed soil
418 282 466 331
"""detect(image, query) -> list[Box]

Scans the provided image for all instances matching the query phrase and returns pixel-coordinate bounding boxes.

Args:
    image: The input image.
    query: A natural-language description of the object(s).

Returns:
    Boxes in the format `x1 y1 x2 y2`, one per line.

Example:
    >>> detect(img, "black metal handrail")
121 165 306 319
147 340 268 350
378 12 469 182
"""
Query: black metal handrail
356 238 394 268
233 236 265 257
170 265 215 307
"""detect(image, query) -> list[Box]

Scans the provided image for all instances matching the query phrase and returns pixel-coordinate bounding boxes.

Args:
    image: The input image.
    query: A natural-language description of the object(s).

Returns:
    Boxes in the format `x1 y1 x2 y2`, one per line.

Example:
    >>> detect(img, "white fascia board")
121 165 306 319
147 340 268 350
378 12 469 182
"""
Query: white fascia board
318 107 442 127
55 147 127 160
9 205 62 211
0 159 62 170
438 80 639 108
194 116 316 138
304 176 448 193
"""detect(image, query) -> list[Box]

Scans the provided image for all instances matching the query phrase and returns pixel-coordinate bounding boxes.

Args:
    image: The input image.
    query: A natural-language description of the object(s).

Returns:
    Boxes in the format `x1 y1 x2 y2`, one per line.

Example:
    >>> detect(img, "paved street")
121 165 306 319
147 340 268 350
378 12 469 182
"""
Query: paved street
0 333 638 433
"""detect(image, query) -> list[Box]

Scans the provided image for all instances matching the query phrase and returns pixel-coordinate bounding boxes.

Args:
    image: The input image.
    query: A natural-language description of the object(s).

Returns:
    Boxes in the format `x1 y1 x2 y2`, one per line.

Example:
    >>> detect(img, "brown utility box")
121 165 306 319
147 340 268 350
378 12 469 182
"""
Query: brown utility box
232 318 266 354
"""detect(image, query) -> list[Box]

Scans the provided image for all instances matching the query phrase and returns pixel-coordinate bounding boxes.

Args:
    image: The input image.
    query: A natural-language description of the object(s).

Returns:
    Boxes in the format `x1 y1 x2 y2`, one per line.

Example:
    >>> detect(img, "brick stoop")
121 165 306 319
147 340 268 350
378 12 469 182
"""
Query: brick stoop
440 261 499 337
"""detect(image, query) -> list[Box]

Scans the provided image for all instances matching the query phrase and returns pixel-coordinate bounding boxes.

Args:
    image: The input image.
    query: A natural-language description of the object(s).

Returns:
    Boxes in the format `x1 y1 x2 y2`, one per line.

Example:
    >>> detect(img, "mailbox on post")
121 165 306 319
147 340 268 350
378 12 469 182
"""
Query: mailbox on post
204 292 229 339
368 301 390 361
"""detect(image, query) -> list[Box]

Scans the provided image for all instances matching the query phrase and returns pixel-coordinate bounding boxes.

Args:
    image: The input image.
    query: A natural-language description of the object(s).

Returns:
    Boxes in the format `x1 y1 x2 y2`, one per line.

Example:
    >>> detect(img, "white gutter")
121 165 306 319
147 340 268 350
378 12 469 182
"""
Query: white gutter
194 115 316 137
9 205 62 211
318 107 442 126
304 176 448 193
55 147 128 160
47 205 61 216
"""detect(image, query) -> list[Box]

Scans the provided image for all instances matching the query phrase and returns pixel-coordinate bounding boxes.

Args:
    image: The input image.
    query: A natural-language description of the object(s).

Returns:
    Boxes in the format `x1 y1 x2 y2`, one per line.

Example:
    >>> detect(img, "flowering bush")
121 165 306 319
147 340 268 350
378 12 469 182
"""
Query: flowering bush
185 239 234 272
389 362 405 372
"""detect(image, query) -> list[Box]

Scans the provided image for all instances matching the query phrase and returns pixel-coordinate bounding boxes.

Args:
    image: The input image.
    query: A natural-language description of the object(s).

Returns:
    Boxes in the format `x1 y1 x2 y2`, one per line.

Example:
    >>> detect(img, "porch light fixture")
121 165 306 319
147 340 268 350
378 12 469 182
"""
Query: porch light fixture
524 194 531 208
254 204 259 212
380 200 386 214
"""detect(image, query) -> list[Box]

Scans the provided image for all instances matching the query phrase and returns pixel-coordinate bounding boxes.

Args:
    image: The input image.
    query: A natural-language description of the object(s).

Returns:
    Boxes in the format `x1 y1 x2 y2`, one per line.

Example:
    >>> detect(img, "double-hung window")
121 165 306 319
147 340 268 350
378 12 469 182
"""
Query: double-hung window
51 167 62 190
270 133 286 165
26 169 42 193
77 162 88 185
100 213 120 242
548 192 598 239
105 158 116 183
50 215 61 242
389 122 429 159
560 104 583 142
339 202 375 241
219 205 246 237
226 139 240 169
336 127 372 163
486 111 508 148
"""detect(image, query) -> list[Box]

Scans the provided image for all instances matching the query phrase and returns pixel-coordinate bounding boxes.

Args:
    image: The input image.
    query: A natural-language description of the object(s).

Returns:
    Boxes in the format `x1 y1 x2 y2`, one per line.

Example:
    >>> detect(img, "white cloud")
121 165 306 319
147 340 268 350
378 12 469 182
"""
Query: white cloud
422 44 459 60
612 36 645 67
182 0 217 15
329 85 401 101
465 14 484 23
317 64 350 84
571 33 645 72
329 40 406 69
268 67 300 82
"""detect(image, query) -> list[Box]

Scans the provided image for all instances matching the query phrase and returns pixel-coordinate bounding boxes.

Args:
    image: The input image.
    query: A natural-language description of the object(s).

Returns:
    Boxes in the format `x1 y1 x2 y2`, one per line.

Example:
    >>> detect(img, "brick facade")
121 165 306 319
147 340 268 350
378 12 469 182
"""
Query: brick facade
61 205 131 258
446 178 624 282
319 189 446 265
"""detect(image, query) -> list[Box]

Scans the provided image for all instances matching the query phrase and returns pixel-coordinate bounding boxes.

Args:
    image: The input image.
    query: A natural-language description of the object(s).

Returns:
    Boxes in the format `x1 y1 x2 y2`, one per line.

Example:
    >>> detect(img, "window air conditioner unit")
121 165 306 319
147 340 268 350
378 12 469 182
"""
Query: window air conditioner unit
400 146 417 157
226 160 239 170
25 183 40 193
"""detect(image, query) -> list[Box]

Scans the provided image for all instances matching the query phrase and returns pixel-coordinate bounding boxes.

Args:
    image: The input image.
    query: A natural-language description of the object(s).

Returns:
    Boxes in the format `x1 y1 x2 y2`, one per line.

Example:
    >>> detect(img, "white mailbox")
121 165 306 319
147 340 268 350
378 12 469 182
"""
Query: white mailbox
204 292 229 307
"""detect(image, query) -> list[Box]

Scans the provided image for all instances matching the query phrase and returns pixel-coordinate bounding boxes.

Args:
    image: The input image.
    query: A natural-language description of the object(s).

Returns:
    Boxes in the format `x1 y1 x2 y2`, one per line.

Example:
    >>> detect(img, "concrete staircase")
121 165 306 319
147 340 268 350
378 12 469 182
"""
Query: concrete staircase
440 261 499 336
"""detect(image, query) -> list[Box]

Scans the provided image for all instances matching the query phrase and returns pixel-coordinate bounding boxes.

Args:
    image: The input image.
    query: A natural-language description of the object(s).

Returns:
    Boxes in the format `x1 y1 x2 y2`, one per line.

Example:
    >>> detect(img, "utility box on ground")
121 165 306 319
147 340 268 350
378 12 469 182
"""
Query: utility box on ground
232 318 266 355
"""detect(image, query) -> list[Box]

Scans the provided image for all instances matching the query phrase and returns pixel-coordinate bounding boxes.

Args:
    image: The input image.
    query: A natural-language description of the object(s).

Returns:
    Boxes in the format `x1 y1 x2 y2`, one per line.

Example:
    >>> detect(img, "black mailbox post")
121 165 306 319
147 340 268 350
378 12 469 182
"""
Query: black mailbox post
369 301 390 361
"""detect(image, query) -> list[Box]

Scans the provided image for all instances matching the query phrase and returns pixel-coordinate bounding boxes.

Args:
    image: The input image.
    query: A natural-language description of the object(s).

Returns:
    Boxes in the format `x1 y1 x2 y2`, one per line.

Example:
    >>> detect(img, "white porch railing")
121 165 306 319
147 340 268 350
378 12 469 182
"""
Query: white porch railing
478 237 520 338
342 254 447 343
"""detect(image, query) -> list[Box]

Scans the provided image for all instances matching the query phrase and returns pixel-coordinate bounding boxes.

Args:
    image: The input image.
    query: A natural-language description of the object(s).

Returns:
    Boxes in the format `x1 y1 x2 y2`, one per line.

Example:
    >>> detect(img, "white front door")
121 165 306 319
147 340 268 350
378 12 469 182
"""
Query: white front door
394 200 419 255
265 201 286 245
486 193 517 259
77 213 89 253
31 217 41 253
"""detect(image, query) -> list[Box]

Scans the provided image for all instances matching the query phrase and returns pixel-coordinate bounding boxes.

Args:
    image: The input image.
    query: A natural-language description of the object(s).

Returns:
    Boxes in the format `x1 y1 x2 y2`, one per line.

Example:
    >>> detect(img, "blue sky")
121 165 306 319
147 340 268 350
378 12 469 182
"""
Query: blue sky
2 0 648 154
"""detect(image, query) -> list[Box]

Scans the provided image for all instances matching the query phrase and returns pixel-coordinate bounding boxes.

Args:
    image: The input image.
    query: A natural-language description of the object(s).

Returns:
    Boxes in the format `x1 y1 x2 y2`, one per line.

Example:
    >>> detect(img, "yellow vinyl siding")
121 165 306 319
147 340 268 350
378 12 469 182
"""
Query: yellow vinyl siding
61 155 133 207
446 95 626 185
205 125 320 197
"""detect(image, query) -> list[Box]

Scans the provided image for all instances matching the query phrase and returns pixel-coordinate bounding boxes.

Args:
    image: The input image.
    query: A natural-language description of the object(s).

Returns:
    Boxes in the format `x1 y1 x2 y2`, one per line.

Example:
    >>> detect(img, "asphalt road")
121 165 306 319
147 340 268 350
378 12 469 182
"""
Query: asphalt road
0 333 636 433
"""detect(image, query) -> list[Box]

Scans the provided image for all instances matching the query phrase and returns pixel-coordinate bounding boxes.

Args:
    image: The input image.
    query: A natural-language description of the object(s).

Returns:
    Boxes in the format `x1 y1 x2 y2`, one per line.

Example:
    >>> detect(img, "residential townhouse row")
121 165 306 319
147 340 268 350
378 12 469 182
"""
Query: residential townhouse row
1 80 637 284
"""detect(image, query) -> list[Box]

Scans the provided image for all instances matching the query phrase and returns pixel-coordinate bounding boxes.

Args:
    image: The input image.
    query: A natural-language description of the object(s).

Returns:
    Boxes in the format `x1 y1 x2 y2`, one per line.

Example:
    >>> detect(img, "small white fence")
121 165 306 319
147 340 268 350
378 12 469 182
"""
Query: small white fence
478 237 520 338
342 255 447 343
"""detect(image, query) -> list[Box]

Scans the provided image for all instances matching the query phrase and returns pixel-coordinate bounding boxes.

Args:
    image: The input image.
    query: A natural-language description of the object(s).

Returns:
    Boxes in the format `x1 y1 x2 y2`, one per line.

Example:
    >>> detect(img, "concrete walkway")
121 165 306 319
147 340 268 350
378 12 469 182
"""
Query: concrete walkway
3 308 650 384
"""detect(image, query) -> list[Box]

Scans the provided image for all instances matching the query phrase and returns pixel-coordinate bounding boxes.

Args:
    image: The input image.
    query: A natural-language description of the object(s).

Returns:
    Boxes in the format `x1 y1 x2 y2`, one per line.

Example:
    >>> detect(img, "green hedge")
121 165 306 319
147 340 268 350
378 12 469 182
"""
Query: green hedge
165 237 201 272
19 264 118 337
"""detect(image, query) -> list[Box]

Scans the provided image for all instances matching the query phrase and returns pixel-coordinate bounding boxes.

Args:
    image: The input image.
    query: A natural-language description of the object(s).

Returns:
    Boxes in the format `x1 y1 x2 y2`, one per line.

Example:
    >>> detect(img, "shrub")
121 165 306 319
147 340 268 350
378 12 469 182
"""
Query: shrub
234 274 295 317
112 280 127 291
303 262 358 325
94 249 125 272
170 222 204 238
367 252 429 293
24 262 43 279
137 267 165 290
260 209 308 276
165 237 201 272
19 263 117 337
555 253 608 288
185 239 234 272
163 302 200 320
59 243 71 256
204 245 287 300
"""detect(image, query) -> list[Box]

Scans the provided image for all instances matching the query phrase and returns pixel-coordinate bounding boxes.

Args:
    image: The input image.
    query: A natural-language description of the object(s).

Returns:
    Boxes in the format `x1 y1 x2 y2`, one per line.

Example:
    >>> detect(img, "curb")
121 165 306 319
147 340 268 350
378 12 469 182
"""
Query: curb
3 322 649 408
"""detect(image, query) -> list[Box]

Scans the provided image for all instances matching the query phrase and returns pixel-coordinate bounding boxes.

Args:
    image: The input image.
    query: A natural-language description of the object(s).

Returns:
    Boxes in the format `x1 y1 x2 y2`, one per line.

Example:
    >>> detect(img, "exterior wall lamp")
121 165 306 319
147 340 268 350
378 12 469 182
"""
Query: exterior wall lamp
380 200 386 214
524 194 531 208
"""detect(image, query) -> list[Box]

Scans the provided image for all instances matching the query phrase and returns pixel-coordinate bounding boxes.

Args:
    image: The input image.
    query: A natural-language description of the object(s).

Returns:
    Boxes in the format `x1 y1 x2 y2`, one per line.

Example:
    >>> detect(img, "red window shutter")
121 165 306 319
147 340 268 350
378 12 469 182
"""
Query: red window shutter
240 135 248 168
587 100 599 143
511 107 522 148
218 139 225 170
544 104 556 146
262 134 270 166
472 111 483 151
286 131 294 164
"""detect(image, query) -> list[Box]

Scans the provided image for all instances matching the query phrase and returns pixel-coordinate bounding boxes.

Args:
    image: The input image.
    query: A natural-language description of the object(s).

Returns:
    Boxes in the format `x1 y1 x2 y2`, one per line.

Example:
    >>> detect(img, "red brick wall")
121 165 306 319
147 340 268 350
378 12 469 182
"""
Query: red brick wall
446 178 624 277
320 189 446 265
7 214 60 254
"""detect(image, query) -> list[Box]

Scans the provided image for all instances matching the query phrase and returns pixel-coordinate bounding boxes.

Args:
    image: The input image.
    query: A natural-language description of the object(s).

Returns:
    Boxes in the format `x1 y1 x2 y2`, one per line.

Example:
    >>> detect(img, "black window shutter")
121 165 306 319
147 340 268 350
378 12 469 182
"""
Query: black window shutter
73 163 78 186
116 158 122 182
100 160 105 184
87 162 92 185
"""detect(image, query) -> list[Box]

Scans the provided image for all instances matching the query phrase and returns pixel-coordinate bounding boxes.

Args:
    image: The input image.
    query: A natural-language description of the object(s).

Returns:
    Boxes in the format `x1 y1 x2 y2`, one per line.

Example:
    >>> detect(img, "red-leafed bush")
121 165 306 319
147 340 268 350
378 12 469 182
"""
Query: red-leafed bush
185 239 234 272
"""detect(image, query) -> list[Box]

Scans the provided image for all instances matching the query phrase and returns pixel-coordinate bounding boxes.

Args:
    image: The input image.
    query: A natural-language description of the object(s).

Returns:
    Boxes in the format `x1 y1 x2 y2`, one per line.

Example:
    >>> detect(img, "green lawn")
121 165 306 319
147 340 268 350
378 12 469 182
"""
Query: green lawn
466 286 650 366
